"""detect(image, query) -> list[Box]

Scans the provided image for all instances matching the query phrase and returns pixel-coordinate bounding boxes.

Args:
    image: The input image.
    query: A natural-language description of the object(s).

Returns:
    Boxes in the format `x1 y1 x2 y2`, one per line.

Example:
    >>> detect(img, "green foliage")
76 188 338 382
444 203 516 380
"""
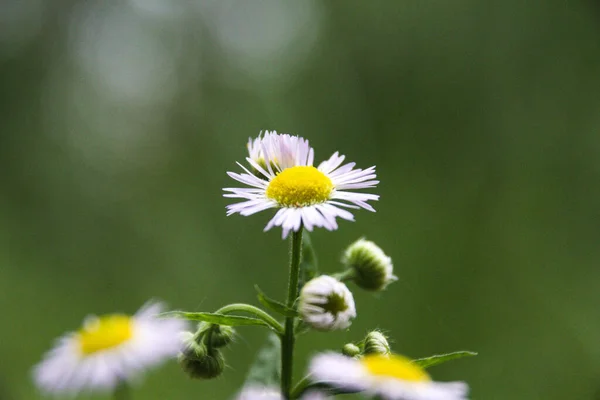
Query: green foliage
298 231 318 290
255 285 298 317
165 311 271 329
412 351 478 369
244 333 282 387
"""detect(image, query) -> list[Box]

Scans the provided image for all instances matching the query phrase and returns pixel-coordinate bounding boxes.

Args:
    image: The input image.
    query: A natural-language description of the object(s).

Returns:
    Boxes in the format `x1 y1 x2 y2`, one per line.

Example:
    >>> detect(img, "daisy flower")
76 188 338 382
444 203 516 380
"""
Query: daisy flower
309 353 468 400
224 131 379 238
33 301 188 395
298 275 356 331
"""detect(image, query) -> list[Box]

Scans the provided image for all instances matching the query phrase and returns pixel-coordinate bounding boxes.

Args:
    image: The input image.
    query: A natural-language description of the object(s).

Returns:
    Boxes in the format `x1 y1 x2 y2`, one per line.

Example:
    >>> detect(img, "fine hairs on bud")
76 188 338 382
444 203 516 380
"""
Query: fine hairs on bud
362 330 391 356
196 323 236 348
179 332 225 379
342 238 397 291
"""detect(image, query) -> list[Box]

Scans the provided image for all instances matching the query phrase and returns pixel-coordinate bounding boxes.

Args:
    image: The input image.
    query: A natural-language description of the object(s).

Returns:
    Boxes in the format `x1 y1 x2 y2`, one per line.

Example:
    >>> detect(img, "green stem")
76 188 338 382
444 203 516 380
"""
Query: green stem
332 268 356 282
114 382 130 400
215 303 284 335
281 227 304 399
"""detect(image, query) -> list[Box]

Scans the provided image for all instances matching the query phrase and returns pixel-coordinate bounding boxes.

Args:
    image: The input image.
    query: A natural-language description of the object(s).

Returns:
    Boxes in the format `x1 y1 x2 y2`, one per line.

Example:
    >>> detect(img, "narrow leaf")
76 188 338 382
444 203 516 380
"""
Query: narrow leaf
293 381 360 398
164 311 270 328
244 332 281 387
412 351 477 369
298 231 319 290
255 285 298 317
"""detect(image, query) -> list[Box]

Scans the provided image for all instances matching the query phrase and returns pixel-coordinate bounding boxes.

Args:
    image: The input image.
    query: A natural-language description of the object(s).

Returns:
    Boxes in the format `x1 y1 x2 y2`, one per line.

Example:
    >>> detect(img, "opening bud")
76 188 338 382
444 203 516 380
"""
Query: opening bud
362 330 391 356
298 275 356 331
179 333 225 379
341 238 397 291
342 343 361 358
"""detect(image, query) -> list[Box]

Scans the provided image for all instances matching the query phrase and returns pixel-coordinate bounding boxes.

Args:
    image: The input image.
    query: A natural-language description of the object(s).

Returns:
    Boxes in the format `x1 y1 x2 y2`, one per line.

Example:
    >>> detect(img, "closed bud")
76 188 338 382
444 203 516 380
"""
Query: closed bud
179 333 225 379
195 323 236 348
342 343 361 357
342 238 396 291
363 330 391 356
298 275 356 331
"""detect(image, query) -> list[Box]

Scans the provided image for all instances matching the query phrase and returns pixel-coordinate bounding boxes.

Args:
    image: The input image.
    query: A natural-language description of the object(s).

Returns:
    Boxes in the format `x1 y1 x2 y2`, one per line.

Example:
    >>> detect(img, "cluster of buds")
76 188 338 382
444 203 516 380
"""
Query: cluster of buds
178 323 236 379
342 330 392 358
298 238 395 332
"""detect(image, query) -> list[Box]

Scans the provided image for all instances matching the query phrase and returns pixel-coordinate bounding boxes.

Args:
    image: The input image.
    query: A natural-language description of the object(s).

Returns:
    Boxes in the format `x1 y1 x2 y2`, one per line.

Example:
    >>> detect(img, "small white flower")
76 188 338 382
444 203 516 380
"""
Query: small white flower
224 131 379 238
342 238 397 291
33 301 188 395
299 275 356 331
309 353 469 400
236 386 284 400
235 386 329 400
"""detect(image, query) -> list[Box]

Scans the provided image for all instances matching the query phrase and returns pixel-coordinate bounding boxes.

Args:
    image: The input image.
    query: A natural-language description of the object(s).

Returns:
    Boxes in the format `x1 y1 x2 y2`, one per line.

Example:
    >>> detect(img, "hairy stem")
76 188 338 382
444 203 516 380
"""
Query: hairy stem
281 227 303 399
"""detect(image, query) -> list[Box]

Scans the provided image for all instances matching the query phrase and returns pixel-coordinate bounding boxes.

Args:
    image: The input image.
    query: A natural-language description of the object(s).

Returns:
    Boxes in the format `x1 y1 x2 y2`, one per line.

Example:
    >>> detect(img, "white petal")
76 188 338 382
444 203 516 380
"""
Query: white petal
309 353 368 392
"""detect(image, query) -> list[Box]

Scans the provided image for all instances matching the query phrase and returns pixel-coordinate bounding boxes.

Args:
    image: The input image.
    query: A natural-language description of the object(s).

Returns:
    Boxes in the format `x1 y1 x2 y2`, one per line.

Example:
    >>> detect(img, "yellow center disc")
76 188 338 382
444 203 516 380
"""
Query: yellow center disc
361 354 431 382
77 314 133 355
266 166 333 207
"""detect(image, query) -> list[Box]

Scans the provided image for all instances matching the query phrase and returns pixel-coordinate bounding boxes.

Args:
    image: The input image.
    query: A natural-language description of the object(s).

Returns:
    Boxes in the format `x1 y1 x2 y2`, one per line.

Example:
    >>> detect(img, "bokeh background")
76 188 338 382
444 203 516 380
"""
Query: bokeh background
2 1 600 399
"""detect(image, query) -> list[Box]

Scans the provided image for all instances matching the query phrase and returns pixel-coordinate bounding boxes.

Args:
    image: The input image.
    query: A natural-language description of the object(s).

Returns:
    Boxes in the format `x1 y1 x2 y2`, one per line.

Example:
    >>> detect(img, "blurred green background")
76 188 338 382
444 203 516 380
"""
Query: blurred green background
2 0 600 399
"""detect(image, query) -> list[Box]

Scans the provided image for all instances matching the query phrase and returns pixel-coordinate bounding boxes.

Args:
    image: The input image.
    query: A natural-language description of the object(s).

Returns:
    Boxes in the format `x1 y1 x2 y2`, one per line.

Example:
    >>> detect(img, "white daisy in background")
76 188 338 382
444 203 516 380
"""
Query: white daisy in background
33 301 188 395
236 385 329 400
298 275 356 331
236 385 284 400
224 131 379 238
309 353 468 400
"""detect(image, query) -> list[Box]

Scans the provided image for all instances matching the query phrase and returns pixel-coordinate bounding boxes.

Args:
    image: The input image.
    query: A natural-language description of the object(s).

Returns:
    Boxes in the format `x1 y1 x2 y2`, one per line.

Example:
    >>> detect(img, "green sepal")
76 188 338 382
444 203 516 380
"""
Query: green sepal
298 231 318 290
164 311 271 329
244 332 281 387
412 351 478 369
255 285 298 317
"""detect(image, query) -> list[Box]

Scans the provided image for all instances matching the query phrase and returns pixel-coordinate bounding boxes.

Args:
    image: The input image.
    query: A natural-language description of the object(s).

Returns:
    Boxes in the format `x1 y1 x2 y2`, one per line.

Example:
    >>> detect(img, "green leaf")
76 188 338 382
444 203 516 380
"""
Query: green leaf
255 285 298 317
292 380 360 398
164 311 270 328
412 351 478 369
244 332 281 387
298 231 319 290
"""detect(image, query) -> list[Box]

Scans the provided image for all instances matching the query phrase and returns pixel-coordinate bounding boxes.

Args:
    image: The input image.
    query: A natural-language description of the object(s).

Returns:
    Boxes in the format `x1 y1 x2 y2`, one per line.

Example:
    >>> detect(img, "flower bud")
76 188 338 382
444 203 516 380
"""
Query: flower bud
341 343 361 357
178 334 225 379
362 330 391 356
342 238 396 291
298 275 356 331
196 323 236 348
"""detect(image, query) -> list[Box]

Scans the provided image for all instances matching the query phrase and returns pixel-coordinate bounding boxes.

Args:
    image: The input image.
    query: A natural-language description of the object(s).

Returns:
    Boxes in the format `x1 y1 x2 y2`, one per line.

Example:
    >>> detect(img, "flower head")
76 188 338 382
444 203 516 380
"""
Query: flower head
298 275 356 331
225 131 379 238
342 238 396 291
33 301 188 395
309 353 468 400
